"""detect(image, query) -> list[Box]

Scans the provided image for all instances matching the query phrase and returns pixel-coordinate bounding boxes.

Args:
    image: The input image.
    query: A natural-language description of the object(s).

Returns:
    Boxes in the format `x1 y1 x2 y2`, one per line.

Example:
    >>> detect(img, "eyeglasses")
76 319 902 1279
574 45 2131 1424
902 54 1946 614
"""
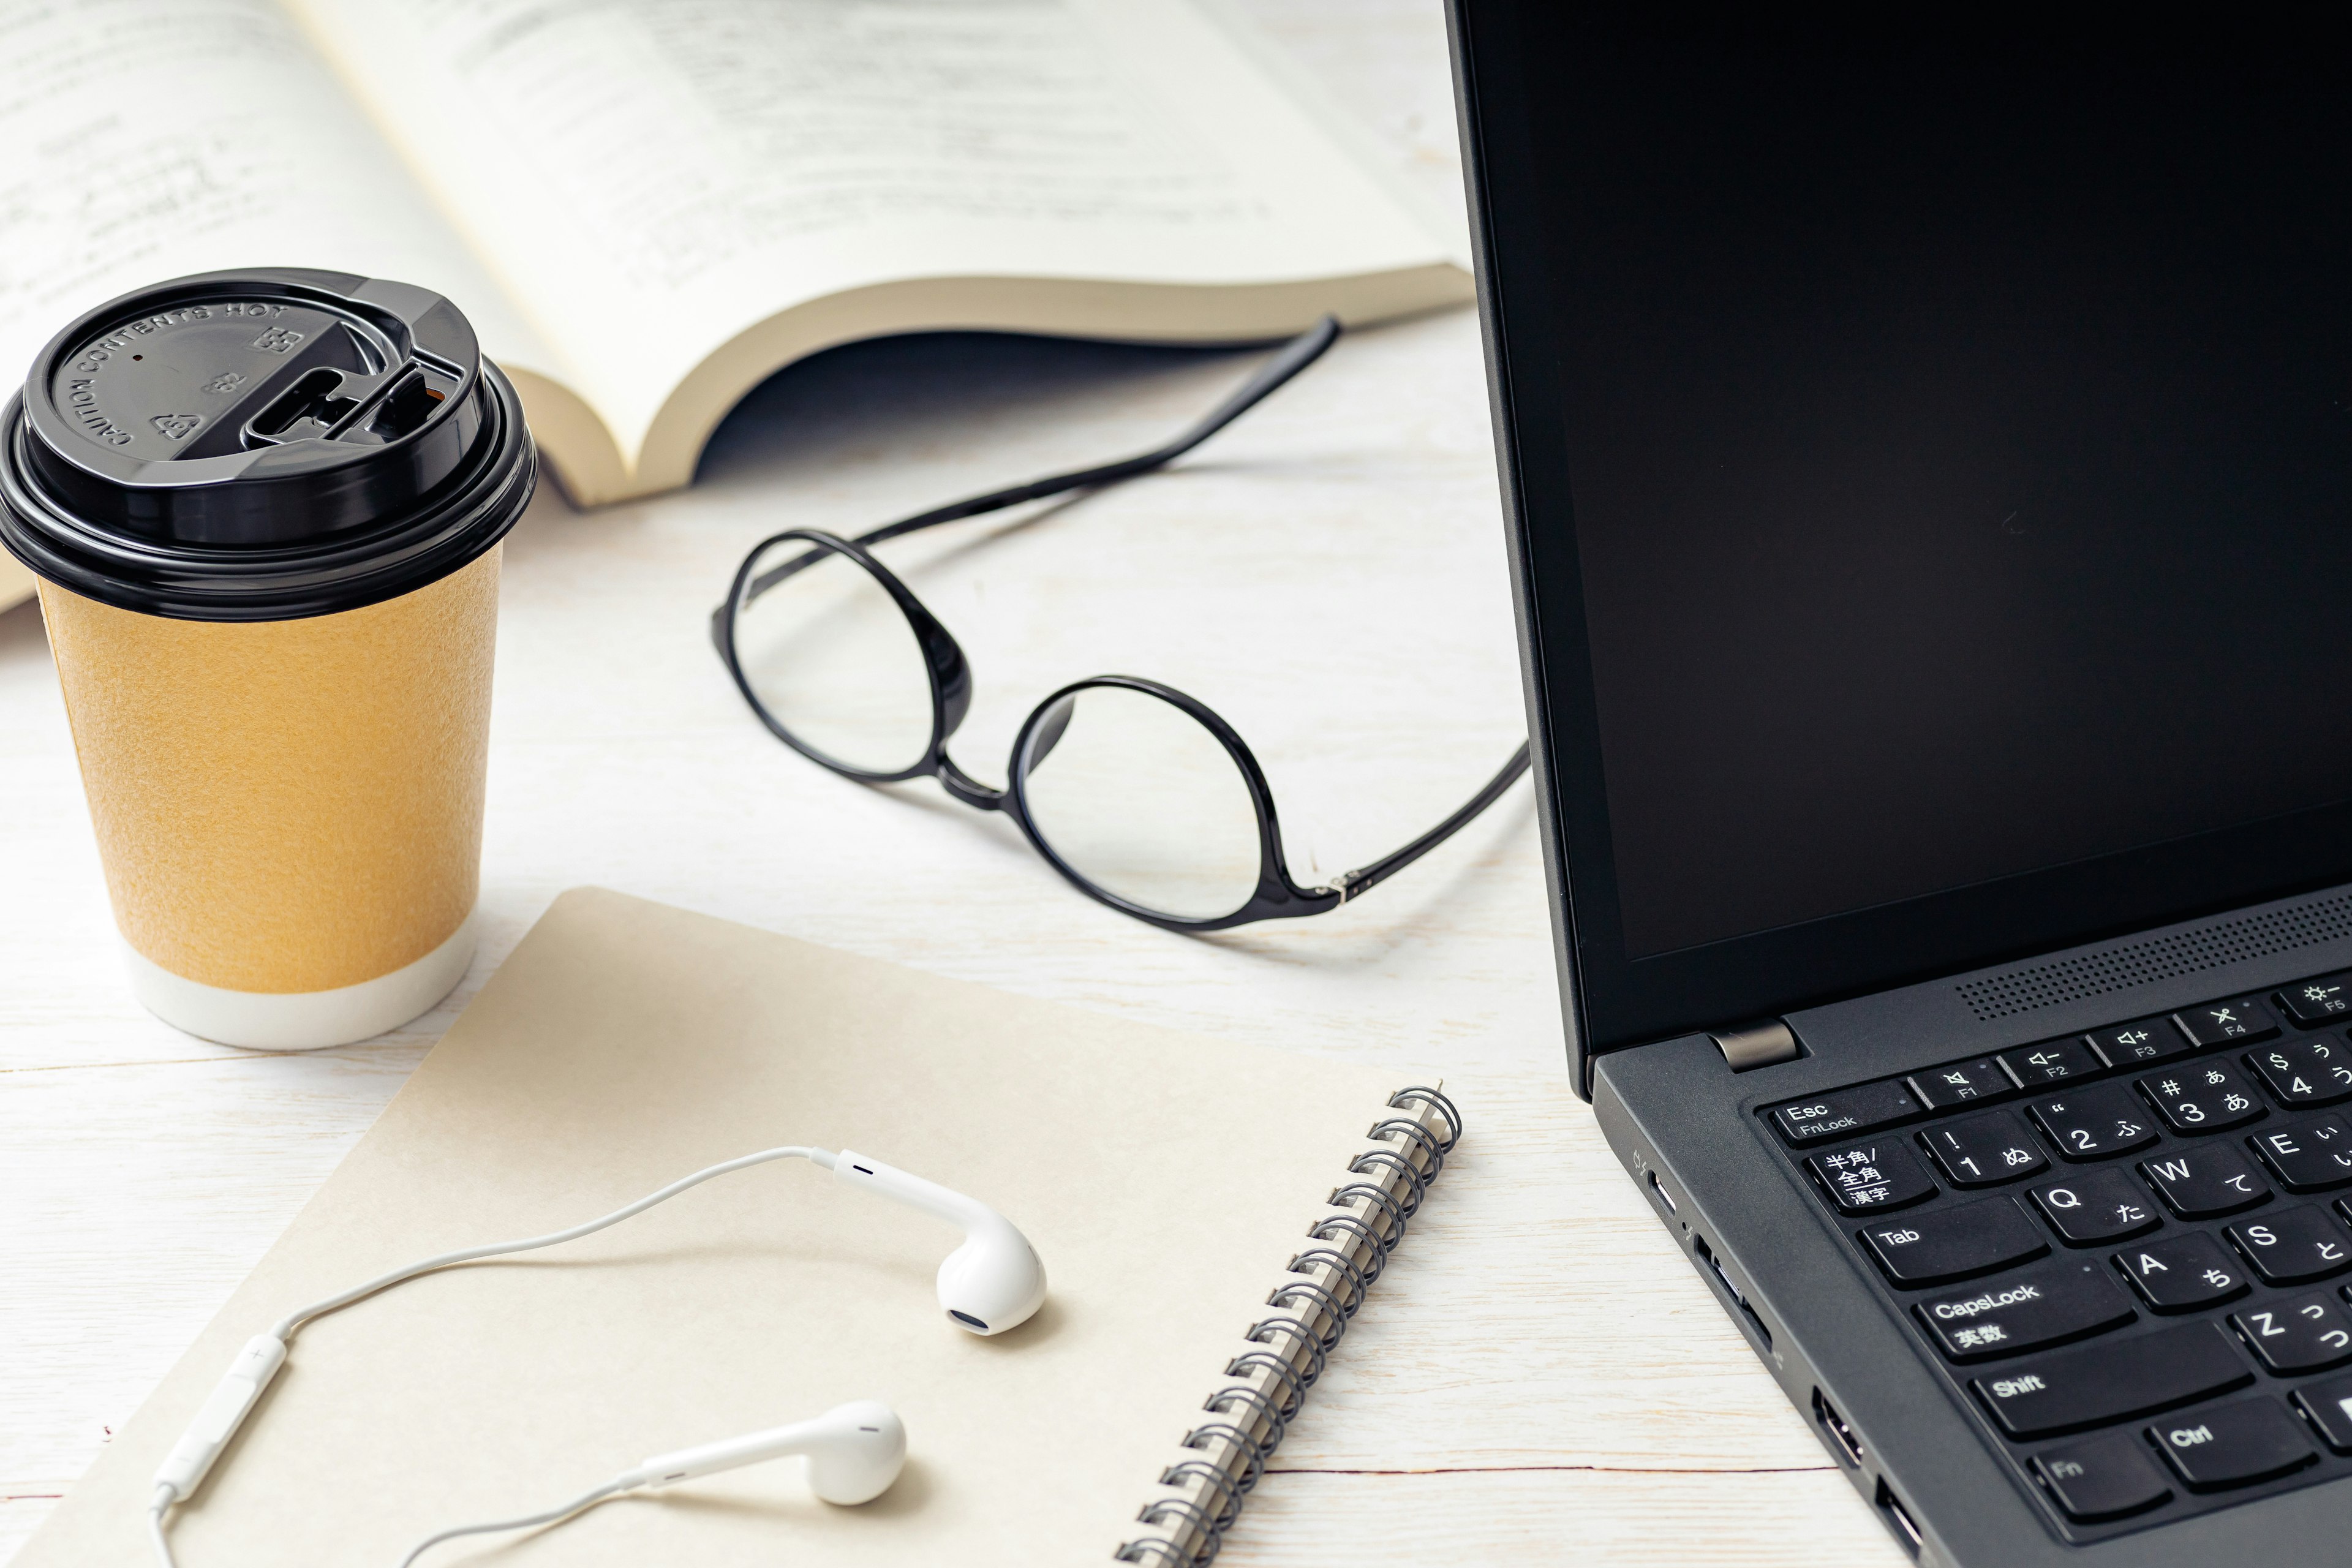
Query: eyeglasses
711 317 1530 932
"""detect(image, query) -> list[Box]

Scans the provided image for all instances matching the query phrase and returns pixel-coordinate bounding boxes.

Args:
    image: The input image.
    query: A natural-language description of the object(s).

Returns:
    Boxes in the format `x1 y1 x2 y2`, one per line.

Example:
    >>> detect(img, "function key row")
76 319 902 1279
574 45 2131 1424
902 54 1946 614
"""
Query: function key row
1765 990 2352 1146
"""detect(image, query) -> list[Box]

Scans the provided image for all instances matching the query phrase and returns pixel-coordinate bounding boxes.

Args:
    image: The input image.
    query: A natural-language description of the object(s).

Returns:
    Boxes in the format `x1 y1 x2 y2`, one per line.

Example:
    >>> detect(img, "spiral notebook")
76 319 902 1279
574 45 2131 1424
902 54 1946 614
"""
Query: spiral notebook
18 888 1457 1566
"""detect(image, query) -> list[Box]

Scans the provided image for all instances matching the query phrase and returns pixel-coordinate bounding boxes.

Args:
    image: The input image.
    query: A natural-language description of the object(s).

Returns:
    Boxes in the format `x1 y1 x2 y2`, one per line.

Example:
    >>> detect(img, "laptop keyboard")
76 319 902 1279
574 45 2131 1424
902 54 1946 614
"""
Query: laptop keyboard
1764 973 2352 1542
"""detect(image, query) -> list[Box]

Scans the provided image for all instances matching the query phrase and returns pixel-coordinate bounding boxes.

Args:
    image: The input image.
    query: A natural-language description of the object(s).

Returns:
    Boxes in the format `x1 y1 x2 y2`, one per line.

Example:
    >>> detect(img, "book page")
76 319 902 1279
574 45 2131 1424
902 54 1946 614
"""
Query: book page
13 887 1427 1565
0 0 565 430
287 0 1460 471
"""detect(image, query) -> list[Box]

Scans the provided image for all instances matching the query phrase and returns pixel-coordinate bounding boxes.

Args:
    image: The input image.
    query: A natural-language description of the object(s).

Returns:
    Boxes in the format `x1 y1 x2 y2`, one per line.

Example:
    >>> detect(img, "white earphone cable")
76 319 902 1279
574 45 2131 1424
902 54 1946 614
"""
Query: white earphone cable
394 1477 630 1568
149 1144 834 1568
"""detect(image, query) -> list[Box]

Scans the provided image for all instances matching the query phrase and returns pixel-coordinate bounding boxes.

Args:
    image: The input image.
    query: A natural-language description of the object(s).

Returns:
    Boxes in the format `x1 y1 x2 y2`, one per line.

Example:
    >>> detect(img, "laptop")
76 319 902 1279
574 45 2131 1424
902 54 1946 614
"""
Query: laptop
1446 7 2352 1564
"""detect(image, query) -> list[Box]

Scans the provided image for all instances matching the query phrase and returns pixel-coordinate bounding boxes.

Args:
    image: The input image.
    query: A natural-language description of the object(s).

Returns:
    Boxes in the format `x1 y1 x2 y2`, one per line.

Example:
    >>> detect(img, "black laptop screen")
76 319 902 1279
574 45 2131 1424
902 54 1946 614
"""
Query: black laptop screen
1531 20 2352 961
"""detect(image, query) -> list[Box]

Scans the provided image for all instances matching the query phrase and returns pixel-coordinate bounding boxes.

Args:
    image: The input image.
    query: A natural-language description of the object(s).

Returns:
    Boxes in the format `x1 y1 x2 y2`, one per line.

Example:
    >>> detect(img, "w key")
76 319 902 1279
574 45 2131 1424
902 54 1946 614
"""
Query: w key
2141 1145 2272 1217
2029 1085 2158 1162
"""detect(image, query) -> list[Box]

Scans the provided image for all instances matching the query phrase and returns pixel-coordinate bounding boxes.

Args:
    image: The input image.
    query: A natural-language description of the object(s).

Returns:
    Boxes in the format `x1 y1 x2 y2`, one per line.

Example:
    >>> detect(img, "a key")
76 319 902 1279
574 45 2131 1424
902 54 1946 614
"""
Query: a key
1858 1194 2048 1287
2291 1371 2352 1452
1768 1080 1922 1145
2174 997 2282 1049
2147 1397 2315 1490
2231 1291 2352 1372
2030 1433 2174 1521
2030 1168 2160 1245
2086 1018 2190 1069
2244 1037 2352 1108
2137 1061 2267 1133
2028 1085 2158 1161
2116 1232 2248 1313
1907 1057 2015 1110
1919 1110 2046 1187
2000 1038 2102 1087
1971 1321 2251 1438
1913 1260 2134 1361
2275 972 2352 1027
2248 1116 2352 1192
2225 1206 2352 1285
1804 1140 1936 1213
2140 1145 2272 1216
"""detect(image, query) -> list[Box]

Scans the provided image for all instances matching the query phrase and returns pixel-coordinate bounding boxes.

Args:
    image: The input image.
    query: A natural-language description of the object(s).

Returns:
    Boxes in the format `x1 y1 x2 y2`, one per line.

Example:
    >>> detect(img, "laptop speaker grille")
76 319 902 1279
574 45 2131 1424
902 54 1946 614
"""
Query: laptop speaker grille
1954 894 2352 1022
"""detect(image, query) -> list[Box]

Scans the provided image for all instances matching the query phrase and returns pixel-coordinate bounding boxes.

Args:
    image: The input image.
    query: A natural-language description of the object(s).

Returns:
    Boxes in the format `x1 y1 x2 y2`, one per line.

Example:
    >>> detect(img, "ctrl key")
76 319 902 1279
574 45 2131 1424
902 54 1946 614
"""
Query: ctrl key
2149 1398 2316 1491
2032 1433 2173 1522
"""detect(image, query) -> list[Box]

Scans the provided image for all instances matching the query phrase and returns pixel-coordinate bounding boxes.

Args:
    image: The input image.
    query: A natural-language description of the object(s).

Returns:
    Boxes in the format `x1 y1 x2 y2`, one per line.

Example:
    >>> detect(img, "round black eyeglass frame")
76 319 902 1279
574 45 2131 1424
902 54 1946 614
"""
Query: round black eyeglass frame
712 317 1531 932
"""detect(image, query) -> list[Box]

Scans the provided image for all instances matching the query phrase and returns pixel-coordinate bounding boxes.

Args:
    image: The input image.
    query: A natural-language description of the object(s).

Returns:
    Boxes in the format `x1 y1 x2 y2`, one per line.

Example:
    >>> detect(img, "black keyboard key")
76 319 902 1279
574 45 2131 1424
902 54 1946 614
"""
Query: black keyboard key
2141 1145 2272 1216
2031 1433 2174 1522
2232 1291 2352 1373
2174 997 2282 1049
2276 972 2352 1027
1972 1321 2252 1438
2291 1371 2352 1451
2117 1232 2250 1313
1769 1080 1922 1145
2149 1397 2314 1490
1914 1260 2134 1361
1804 1140 1936 1213
2001 1038 2102 1087
1907 1057 2015 1110
1859 1194 2048 1287
2029 1085 2158 1161
2245 1037 2352 1108
2086 1017 2190 1068
2226 1207 2352 1285
2030 1168 2160 1245
2249 1116 2352 1192
2138 1061 2267 1133
1920 1110 2047 1187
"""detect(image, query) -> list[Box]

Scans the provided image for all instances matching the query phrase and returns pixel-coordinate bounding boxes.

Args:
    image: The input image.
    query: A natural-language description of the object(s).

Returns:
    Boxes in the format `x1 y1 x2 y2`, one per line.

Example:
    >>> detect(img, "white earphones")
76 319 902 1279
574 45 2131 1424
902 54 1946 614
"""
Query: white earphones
141 1145 1042 1567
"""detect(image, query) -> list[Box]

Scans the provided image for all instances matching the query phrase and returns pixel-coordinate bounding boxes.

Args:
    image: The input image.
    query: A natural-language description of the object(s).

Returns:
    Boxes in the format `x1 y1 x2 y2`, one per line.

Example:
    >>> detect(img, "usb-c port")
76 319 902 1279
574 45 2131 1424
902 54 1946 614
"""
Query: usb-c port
1647 1169 1676 1213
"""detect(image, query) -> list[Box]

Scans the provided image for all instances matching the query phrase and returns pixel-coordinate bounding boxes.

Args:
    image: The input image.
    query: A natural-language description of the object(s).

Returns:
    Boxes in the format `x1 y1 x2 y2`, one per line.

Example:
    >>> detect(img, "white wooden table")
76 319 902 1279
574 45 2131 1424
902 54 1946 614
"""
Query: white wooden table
0 6 1901 1562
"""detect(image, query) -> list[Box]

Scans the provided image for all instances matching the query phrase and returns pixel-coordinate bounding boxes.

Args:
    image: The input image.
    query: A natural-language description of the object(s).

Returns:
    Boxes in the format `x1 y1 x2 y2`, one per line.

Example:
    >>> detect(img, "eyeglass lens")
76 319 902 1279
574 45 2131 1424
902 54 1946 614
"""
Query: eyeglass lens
735 538 935 775
1017 685 1264 922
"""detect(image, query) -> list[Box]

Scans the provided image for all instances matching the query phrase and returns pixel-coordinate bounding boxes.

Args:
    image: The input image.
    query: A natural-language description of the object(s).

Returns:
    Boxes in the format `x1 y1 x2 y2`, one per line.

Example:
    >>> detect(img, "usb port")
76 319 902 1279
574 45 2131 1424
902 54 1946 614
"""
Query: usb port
1692 1235 1773 1351
1813 1388 1863 1468
1875 1477 1923 1558
1647 1169 1677 1213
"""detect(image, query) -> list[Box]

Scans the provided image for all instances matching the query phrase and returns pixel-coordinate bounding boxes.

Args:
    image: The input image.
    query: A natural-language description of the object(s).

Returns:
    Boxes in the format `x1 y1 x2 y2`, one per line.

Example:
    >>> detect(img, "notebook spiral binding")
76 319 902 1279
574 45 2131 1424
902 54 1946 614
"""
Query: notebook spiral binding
1114 1085 1461 1566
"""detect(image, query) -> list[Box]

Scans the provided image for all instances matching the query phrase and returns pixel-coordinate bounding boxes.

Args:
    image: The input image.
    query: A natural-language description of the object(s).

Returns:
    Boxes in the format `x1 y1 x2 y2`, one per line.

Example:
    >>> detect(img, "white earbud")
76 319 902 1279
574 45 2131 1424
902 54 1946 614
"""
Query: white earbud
832 1150 1049 1335
621 1400 907 1505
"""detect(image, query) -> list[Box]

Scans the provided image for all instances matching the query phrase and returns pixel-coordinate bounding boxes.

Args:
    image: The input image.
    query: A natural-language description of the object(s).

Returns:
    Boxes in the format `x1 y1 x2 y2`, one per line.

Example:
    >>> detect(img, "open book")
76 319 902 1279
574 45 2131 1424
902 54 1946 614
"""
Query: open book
0 0 1467 557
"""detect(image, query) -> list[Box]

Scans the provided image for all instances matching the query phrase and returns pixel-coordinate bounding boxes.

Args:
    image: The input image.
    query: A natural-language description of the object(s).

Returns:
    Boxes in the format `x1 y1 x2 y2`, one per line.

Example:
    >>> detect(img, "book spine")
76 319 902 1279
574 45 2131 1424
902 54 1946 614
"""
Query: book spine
1114 1086 1461 1566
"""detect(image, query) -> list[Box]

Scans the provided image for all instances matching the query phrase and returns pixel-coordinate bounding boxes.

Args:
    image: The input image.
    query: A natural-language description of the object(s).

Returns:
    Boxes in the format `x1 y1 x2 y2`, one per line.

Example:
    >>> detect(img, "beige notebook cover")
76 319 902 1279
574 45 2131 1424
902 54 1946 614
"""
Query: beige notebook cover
23 887 1450 1565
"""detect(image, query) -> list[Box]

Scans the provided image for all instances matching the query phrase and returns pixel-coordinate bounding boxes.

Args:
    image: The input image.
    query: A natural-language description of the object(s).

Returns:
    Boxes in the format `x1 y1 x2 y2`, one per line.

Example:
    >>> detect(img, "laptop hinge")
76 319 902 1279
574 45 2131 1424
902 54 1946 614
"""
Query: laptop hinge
1713 1019 1801 1071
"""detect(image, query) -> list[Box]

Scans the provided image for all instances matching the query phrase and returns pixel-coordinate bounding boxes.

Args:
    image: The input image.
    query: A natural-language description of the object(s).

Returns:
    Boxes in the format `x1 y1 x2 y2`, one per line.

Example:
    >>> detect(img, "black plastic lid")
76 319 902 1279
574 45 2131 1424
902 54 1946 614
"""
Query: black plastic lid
0 268 535 621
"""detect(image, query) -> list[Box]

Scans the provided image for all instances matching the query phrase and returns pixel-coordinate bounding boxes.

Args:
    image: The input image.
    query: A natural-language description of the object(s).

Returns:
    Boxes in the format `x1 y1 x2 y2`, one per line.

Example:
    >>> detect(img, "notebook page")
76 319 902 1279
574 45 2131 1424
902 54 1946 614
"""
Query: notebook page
15 888 1412 1565
0 0 565 416
286 0 1456 466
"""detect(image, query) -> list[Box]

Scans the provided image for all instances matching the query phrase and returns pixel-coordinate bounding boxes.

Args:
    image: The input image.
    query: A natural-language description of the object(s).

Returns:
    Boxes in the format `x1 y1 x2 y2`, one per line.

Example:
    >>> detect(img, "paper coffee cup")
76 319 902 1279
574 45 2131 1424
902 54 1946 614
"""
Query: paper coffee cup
0 270 535 1049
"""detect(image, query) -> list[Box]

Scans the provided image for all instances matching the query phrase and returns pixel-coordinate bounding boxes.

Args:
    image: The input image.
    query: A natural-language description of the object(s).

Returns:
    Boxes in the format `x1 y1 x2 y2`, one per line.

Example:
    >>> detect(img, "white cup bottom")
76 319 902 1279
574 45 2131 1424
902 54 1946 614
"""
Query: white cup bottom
121 910 478 1050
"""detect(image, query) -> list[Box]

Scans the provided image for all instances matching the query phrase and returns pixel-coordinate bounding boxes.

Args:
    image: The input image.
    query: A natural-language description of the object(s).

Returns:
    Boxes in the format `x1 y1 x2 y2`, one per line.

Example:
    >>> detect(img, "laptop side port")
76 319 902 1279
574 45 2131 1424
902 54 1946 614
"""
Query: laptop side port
1875 1476 1923 1558
1646 1168 1677 1214
1691 1234 1773 1351
1812 1387 1863 1468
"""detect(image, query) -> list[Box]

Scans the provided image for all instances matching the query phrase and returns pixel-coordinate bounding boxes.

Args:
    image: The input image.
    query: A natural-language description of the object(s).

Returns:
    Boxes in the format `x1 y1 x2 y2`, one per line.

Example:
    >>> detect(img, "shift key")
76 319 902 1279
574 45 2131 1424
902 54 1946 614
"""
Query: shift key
1973 1321 2252 1438
1859 1194 2048 1286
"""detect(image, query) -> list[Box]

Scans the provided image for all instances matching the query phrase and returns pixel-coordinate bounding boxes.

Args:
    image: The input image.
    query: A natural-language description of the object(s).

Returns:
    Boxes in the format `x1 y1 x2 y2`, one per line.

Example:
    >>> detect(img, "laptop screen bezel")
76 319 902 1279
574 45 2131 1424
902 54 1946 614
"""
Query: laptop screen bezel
1449 0 2352 1094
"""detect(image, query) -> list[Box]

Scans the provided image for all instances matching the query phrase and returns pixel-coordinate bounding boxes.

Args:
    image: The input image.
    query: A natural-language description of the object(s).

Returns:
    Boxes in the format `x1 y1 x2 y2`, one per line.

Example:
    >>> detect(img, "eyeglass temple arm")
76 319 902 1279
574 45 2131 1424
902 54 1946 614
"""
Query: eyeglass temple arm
722 317 1343 622
1325 742 1531 905
848 314 1343 551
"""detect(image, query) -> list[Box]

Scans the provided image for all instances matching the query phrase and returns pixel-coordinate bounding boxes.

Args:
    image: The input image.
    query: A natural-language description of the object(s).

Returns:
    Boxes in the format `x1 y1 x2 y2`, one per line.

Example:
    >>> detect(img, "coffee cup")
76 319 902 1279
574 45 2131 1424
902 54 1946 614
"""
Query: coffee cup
0 269 535 1049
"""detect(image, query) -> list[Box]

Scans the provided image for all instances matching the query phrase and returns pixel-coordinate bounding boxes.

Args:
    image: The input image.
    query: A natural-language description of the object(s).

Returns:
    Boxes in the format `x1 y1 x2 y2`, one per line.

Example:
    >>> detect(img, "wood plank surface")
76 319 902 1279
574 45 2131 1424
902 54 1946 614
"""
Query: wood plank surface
0 4 1899 1562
